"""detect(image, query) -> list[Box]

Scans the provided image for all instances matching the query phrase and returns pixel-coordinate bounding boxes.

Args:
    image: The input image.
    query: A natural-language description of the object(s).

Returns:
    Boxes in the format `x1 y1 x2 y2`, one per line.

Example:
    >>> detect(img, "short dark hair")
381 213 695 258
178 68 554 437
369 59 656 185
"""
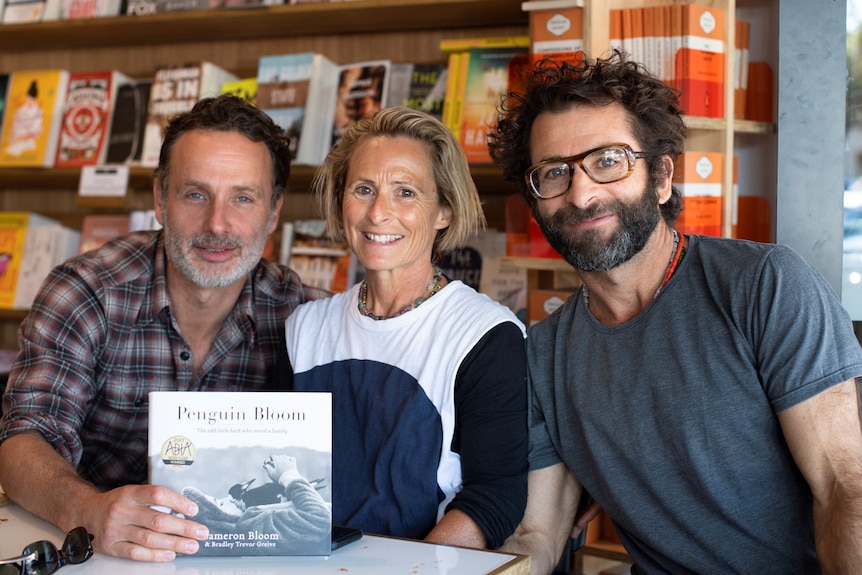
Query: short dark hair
154 95 291 209
488 50 686 224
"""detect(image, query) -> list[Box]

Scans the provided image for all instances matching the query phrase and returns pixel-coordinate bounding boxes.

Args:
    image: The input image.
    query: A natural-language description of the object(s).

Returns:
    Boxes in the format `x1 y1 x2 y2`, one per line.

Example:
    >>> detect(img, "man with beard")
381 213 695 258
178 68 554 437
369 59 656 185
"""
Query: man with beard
488 52 862 575
0 95 323 562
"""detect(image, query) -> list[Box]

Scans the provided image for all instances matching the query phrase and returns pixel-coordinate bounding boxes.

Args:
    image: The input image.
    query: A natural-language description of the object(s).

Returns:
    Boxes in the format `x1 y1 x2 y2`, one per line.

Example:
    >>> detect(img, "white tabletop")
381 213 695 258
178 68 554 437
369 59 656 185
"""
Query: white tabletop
0 501 529 575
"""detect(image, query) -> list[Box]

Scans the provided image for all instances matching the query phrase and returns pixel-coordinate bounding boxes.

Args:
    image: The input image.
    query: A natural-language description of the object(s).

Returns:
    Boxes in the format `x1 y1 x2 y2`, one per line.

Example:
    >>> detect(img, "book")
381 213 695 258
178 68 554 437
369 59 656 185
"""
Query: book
1 0 46 22
673 3 725 118
125 0 205 14
439 229 527 320
330 59 391 150
386 62 447 120
0 75 9 139
104 79 152 165
734 18 750 120
54 70 132 167
528 288 575 327
287 219 353 293
522 0 584 66
148 390 333 556
141 62 238 167
78 214 131 254
220 77 258 105
60 0 122 18
0 212 80 310
256 52 339 166
0 69 69 168
674 151 724 237
459 45 528 163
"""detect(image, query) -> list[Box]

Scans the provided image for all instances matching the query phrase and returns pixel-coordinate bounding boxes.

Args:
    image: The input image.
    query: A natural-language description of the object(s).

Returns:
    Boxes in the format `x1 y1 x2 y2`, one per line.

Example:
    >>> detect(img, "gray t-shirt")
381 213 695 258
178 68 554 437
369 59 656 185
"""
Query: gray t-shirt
528 235 862 575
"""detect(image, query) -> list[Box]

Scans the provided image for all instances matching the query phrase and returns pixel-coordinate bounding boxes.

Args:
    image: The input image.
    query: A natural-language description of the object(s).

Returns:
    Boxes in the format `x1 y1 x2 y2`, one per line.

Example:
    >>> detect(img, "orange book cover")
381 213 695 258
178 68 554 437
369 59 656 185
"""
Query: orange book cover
746 62 773 123
525 1 583 66
669 4 683 85
609 9 624 53
459 45 528 164
674 151 724 236
674 3 725 118
621 8 633 57
661 5 673 83
631 7 646 70
0 69 69 167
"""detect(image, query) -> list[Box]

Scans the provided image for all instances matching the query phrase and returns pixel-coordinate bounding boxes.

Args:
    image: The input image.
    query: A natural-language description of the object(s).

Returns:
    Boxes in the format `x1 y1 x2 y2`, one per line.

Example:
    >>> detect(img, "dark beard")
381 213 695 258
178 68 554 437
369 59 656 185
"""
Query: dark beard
533 182 662 271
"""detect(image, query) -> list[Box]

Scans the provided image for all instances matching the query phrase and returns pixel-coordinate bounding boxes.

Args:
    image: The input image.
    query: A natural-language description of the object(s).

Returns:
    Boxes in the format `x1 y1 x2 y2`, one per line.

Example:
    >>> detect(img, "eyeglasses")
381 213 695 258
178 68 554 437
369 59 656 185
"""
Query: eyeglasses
525 143 651 199
0 527 94 575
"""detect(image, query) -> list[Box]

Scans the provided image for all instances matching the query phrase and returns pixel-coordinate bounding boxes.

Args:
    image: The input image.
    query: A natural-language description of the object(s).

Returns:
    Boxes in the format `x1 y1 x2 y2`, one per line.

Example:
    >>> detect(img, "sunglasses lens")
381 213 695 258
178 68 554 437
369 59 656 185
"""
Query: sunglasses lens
62 527 93 564
21 541 59 575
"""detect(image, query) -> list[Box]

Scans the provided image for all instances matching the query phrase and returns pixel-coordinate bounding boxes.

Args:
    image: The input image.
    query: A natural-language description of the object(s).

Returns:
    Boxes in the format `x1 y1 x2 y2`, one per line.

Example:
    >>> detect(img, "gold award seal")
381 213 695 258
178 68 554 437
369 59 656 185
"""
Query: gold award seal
160 435 195 469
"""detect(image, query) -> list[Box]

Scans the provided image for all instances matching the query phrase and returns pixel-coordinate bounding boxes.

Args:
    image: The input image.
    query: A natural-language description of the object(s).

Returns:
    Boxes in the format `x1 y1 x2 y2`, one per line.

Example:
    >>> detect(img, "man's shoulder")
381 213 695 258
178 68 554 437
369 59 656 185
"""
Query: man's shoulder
66 230 160 286
251 259 330 304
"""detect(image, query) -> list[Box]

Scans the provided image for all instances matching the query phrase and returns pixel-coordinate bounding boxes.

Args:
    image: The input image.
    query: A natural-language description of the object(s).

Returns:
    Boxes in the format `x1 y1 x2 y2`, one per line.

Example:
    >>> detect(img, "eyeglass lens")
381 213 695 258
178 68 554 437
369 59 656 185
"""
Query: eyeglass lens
19 527 93 575
530 145 635 198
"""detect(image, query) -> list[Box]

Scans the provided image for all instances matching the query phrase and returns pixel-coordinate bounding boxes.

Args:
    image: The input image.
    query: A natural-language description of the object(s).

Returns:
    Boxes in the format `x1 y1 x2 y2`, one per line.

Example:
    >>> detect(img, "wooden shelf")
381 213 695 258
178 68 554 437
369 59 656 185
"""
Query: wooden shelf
0 163 516 196
577 539 631 563
684 115 775 135
0 0 526 52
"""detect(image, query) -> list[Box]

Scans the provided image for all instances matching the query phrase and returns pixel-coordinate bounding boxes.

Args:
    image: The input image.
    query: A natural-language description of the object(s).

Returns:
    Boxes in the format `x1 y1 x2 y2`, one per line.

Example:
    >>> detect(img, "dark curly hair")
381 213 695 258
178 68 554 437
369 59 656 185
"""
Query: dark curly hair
488 50 686 224
154 95 291 211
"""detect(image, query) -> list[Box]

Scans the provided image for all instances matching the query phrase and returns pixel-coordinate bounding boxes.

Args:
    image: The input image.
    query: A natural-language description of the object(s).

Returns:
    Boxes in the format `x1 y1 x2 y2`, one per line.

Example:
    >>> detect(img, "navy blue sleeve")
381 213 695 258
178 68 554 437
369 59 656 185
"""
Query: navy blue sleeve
446 321 528 548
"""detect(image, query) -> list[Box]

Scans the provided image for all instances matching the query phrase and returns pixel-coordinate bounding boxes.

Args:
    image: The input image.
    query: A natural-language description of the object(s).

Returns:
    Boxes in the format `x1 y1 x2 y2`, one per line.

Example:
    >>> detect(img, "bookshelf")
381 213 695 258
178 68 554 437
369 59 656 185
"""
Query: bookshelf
0 0 528 348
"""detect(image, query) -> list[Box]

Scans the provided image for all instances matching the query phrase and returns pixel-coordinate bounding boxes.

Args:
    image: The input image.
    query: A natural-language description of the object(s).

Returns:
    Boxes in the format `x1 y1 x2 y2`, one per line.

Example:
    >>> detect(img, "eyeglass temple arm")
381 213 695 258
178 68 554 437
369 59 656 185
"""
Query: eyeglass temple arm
0 551 37 565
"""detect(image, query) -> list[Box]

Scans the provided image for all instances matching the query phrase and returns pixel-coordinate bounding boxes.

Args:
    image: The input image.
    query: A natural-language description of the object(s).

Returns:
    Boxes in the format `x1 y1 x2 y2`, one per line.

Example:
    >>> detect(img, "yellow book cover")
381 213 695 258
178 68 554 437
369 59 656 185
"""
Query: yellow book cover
0 213 30 309
0 69 70 167
220 77 258 106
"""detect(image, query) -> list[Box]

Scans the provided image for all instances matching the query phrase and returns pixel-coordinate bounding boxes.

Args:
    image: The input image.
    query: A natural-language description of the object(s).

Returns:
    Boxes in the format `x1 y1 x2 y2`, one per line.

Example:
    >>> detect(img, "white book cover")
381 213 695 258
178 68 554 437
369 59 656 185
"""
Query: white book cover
148 391 333 556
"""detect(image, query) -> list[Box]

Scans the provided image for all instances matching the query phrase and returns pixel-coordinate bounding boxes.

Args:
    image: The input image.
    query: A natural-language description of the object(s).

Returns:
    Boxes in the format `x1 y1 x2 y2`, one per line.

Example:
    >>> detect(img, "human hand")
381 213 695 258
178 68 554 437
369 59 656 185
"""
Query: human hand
263 454 301 485
77 484 209 561
571 500 602 539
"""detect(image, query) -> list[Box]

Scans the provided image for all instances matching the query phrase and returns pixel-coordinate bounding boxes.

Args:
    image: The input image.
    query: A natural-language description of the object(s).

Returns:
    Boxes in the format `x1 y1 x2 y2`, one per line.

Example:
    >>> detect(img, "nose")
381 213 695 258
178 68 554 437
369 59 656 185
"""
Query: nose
562 164 600 209
366 194 392 223
203 200 231 234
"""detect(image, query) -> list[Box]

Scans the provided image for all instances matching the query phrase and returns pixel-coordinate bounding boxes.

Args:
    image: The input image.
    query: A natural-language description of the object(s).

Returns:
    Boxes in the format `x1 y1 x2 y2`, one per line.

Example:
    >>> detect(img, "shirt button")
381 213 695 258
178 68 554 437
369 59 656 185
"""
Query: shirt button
180 351 190 361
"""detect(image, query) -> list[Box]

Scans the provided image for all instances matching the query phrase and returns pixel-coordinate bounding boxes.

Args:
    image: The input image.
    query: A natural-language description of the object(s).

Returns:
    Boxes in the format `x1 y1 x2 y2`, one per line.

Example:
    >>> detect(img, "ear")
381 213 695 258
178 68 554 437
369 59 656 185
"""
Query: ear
435 204 453 231
153 179 166 227
656 156 674 205
268 194 284 236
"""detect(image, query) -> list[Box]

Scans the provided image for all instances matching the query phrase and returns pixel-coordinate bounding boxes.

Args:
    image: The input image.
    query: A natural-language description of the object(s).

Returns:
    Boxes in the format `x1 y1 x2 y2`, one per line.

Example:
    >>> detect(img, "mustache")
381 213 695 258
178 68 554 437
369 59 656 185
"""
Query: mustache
189 233 243 249
547 202 613 226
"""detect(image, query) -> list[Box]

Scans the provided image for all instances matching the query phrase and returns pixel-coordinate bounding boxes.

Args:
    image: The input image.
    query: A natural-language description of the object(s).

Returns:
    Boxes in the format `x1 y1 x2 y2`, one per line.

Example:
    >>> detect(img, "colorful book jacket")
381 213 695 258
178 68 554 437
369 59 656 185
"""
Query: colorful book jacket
55 70 132 167
330 59 390 149
0 69 69 167
148 391 333 556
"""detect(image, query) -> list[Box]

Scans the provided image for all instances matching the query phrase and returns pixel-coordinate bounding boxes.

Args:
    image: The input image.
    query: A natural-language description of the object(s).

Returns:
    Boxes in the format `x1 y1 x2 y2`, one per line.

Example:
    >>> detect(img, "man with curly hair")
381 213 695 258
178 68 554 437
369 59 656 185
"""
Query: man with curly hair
489 51 862 575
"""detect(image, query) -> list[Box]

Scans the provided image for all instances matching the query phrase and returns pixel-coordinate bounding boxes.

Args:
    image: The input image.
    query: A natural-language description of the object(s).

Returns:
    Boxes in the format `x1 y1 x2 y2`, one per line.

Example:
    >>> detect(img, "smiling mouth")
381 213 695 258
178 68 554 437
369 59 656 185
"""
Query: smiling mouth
364 232 403 244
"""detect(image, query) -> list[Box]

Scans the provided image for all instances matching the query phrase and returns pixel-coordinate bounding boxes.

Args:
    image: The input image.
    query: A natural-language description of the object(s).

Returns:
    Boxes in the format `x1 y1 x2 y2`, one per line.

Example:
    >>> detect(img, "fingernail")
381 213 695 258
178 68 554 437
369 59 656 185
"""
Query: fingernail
196 526 209 539
188 503 199 516
185 540 199 553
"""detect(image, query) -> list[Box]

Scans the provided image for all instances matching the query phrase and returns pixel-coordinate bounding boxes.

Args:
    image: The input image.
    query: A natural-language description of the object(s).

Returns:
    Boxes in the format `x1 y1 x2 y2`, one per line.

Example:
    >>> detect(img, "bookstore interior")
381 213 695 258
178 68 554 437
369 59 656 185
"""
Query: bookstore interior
0 0 855 572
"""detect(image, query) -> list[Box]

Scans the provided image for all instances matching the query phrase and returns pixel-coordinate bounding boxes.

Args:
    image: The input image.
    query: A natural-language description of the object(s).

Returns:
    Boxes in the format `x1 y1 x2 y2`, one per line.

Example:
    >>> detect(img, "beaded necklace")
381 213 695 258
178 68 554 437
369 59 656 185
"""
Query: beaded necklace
358 265 445 320
582 229 685 308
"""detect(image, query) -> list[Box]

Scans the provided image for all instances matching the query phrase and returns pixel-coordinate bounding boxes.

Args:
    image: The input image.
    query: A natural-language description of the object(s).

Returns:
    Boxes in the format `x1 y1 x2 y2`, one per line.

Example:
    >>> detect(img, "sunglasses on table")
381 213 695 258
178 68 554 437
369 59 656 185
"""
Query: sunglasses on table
0 527 93 575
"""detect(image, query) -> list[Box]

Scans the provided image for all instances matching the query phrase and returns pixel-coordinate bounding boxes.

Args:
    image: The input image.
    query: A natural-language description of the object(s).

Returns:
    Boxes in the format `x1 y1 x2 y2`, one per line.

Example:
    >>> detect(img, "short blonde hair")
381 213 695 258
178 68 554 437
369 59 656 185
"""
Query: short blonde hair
312 106 485 261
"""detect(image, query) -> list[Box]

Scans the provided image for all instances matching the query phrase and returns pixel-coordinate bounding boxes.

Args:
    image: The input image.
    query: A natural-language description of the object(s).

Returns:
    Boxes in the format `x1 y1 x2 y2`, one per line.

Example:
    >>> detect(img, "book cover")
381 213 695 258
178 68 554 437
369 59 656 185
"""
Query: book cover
257 52 339 166
60 0 122 18
141 62 238 167
78 214 131 254
0 69 69 168
441 51 462 133
1 0 45 22
220 77 258 105
387 62 447 120
459 45 528 163
330 59 390 150
148 391 333 557
734 18 750 120
55 70 132 167
105 79 152 165
523 0 584 66
125 0 206 14
674 151 724 237
673 4 725 118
